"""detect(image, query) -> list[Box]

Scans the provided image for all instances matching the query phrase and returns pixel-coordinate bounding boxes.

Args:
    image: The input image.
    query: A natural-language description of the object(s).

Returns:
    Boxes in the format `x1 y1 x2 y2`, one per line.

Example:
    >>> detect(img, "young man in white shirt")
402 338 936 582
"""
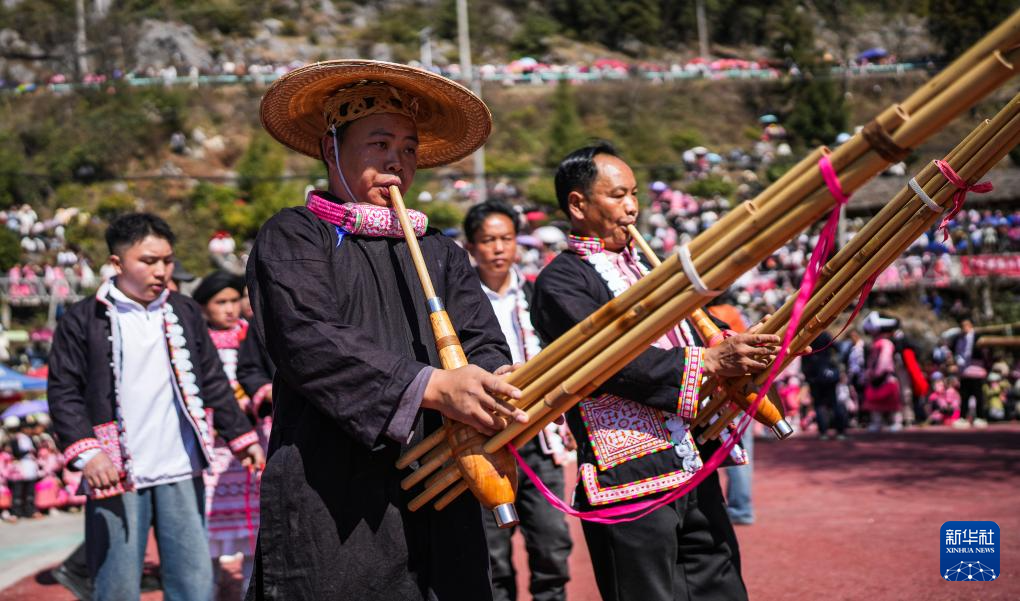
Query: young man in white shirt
48 213 264 601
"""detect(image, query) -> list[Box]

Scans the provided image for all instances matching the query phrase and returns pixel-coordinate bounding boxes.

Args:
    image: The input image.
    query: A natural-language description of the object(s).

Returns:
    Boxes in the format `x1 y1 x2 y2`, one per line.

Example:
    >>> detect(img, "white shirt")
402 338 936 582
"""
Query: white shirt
107 285 204 488
480 269 526 364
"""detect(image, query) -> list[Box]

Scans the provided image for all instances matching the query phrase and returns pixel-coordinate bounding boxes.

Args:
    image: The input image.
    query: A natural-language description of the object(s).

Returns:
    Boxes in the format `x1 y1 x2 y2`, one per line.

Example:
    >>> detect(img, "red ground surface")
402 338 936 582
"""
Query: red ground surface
4 424 1017 600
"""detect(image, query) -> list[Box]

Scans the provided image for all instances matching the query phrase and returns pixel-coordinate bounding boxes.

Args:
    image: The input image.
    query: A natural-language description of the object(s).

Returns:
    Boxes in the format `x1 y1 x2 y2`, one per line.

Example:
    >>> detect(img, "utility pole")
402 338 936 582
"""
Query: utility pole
695 0 710 59
420 27 433 69
457 0 486 202
75 0 89 79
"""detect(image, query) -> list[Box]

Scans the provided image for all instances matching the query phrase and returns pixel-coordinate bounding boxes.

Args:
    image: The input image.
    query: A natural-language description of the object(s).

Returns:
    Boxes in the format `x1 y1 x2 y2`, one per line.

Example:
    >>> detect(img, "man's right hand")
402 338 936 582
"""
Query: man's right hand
422 365 528 435
83 452 120 491
703 333 782 377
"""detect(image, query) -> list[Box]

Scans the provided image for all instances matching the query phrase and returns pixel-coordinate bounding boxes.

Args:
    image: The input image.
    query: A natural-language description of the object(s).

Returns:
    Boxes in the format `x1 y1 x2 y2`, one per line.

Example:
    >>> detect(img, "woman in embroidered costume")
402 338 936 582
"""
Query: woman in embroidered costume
530 143 780 601
248 61 525 600
193 270 266 596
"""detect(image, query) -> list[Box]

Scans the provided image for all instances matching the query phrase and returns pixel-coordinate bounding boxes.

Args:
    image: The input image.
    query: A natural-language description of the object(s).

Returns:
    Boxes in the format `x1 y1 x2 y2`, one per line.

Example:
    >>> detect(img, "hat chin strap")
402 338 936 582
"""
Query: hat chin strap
331 126 360 204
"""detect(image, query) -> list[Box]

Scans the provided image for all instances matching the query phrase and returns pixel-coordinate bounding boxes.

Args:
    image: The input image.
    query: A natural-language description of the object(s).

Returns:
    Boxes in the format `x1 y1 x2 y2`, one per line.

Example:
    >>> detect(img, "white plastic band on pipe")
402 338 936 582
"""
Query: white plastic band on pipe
678 244 722 297
908 177 941 213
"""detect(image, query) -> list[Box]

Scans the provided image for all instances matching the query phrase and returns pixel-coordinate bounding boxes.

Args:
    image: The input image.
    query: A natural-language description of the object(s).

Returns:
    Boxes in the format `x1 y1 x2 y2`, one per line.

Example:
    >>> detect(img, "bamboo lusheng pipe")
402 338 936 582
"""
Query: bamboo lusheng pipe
975 323 1020 335
976 336 1020 348
495 79 1020 453
388 185 520 527
396 28 1020 474
473 77 1014 482
627 225 792 437
404 34 1020 503
898 9 1020 117
752 123 993 341
737 98 1020 398
700 101 1020 442
395 148 834 470
426 122 1020 509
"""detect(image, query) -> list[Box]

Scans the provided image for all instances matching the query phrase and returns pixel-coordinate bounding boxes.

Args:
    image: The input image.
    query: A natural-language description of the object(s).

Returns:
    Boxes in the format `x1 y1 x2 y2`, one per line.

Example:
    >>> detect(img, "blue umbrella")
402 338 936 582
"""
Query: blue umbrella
857 47 888 61
1 399 49 419
759 114 778 124
0 365 47 394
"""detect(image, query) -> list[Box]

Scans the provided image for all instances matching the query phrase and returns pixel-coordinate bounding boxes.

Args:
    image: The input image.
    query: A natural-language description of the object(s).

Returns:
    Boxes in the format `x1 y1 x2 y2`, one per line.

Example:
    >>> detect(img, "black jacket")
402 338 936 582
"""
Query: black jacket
531 250 726 507
47 284 257 469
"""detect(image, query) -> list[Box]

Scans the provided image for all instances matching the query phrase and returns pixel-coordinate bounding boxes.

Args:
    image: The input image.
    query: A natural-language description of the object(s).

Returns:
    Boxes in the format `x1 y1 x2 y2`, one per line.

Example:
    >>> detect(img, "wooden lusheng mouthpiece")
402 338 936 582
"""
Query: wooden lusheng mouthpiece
398 22 1020 508
388 185 519 526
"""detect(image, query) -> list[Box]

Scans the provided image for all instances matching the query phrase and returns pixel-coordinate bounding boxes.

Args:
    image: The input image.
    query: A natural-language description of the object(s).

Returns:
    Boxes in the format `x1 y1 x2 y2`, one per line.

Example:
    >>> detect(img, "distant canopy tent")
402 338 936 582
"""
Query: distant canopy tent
857 47 888 62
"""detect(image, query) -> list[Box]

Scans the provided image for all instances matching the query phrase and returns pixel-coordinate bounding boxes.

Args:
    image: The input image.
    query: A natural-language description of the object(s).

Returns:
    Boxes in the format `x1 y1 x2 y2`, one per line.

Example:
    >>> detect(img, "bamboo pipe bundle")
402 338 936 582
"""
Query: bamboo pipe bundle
627 225 793 437
399 35 1020 510
697 94 1020 442
395 146 832 473
693 105 1007 434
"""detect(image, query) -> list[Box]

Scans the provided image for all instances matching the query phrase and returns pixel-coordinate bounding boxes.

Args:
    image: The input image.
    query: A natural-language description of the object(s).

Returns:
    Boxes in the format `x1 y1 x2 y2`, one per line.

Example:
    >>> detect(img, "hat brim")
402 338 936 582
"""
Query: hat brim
260 60 492 169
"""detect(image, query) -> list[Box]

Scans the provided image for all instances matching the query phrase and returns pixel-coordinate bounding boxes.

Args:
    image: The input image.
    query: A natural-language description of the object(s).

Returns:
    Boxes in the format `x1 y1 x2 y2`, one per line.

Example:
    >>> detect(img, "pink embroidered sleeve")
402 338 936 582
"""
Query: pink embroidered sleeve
228 430 260 454
677 347 705 420
252 383 273 413
63 437 101 465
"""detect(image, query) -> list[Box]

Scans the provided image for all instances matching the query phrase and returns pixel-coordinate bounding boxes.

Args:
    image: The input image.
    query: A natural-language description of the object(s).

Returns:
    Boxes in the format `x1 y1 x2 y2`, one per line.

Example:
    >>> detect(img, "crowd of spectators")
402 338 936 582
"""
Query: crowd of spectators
1 411 85 523
3 52 928 94
0 205 97 305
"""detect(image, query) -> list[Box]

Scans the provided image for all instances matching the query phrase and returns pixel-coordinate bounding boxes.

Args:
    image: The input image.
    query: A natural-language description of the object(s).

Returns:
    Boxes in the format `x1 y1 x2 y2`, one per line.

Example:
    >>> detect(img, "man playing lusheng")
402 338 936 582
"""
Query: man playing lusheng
48 213 264 601
531 143 781 601
247 60 527 600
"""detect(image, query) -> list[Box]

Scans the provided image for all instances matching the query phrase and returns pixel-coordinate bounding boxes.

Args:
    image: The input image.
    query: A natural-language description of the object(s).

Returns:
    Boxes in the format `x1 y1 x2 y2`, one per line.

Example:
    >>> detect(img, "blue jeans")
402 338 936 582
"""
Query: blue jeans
86 476 213 601
725 424 754 524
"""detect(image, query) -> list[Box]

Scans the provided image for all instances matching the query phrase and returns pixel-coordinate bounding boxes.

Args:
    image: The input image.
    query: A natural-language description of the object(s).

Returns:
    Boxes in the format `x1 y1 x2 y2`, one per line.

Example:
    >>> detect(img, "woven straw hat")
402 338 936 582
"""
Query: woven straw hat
260 60 491 168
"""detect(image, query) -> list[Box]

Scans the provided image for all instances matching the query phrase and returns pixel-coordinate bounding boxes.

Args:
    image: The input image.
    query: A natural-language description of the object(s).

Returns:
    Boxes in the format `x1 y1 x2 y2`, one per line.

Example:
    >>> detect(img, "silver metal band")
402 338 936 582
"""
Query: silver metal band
426 297 445 313
679 244 722 297
909 176 941 213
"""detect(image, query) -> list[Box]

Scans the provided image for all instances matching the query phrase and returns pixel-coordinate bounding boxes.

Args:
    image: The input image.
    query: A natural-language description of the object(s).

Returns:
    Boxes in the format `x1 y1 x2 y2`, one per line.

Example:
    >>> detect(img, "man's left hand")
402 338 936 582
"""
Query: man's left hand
239 443 266 472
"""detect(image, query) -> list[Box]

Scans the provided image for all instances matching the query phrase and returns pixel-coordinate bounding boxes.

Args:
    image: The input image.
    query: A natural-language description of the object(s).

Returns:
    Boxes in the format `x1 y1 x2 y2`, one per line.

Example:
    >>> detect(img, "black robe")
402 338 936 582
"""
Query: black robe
245 206 511 601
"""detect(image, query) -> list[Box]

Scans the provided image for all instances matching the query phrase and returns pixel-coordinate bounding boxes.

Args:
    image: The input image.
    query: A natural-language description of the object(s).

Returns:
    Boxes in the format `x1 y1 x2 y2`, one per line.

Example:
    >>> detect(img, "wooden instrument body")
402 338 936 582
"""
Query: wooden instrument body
388 185 518 520
430 309 518 511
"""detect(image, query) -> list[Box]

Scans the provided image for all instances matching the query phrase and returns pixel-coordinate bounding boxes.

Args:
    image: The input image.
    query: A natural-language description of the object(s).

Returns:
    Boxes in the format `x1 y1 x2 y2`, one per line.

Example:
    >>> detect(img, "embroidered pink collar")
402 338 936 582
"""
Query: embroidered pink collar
567 234 637 259
567 234 605 258
208 320 249 351
305 190 428 238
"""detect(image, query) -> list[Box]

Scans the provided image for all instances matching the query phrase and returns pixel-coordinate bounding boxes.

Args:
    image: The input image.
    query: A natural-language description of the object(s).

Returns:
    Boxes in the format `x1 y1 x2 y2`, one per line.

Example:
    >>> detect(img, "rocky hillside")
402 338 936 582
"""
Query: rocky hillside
0 1 1014 83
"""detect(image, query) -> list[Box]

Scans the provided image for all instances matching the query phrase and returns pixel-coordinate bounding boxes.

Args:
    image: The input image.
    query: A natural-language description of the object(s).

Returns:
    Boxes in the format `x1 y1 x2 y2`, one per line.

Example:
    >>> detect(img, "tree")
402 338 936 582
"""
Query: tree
928 0 1015 60
0 227 20 272
545 81 587 167
786 75 848 147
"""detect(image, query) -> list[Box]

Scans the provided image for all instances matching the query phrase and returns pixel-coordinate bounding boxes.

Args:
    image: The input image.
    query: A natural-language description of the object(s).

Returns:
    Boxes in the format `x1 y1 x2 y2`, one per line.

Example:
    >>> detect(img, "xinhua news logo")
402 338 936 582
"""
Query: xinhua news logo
941 521 999 582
